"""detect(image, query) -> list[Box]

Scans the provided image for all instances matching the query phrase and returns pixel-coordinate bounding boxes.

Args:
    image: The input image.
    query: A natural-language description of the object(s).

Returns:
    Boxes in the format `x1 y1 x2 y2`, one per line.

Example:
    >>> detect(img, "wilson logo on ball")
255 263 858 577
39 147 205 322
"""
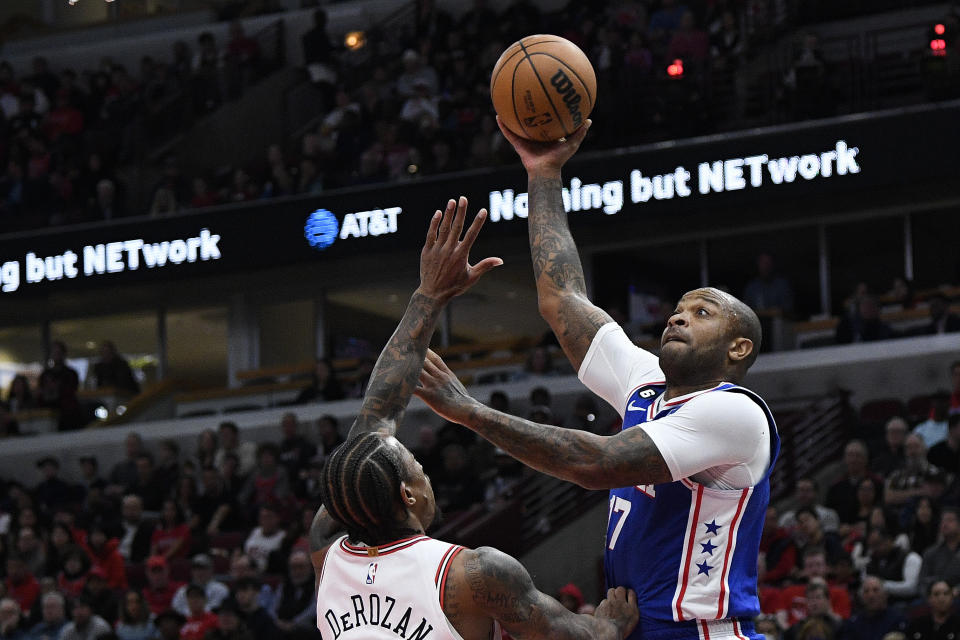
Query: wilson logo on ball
550 69 584 127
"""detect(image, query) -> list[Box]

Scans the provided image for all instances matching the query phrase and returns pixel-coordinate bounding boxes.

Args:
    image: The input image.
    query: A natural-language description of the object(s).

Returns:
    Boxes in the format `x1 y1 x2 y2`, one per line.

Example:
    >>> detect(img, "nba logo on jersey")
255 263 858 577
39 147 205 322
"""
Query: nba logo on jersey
365 562 378 585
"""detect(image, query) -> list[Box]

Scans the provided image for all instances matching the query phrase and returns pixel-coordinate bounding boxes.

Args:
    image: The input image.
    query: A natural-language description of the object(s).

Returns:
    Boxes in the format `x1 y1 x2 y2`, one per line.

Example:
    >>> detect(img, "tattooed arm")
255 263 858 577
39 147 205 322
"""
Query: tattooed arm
442 547 637 640
497 118 612 370
346 196 502 439
309 506 341 586
416 349 671 489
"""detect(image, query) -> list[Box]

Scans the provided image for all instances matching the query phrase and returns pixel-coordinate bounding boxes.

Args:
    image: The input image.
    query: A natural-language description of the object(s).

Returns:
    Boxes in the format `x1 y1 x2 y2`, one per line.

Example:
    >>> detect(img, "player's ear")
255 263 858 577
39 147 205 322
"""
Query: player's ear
399 482 416 507
728 337 754 363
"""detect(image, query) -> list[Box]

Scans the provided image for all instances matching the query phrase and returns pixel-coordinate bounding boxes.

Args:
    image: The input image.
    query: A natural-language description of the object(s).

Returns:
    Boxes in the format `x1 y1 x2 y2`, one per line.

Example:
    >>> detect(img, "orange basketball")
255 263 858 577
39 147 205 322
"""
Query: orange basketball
490 35 597 142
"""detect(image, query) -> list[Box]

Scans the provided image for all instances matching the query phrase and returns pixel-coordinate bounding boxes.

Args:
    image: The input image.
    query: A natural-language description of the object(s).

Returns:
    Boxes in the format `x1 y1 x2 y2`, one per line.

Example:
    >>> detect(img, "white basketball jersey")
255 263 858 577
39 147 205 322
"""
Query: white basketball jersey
318 534 497 640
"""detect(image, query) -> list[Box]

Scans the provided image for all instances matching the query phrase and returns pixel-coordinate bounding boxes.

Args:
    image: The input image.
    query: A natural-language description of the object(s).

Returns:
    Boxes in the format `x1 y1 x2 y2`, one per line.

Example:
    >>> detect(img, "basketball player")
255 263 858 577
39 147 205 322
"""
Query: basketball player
412 121 779 640
309 197 638 640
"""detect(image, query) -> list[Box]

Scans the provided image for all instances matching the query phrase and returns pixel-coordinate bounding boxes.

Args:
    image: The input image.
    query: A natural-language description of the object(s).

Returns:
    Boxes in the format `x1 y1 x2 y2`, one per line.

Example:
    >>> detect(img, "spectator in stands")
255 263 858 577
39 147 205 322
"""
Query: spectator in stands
192 32 224 113
743 252 795 319
837 576 905 640
194 429 218 469
649 0 689 39
143 556 183 616
147 186 180 218
396 49 438 100
6 375 34 414
34 457 76 516
156 440 181 494
171 555 228 618
219 453 245 503
928 414 960 473
908 496 940 555
116 590 156 640
761 506 798 585
27 591 67 640
315 415 344 461
82 522 126 591
59 595 110 640
37 340 81 431
567 393 601 433
238 443 290 517
6 554 40 613
920 294 960 335
127 453 165 512
915 393 952 449
206 598 252 640
113 494 154 564
919 507 960 591
793 508 845 565
90 342 140 395
243 505 285 573
82 567 118 624
784 580 841 640
780 547 851 624
150 500 191 560
85 179 125 221
179 585 218 640
780 478 841 536
78 456 105 500
0 598 25 640
835 295 893 344
871 417 908 475
755 614 782 640
214 422 256 475
826 441 883 531
863 525 921 603
433 442 485 515
556 583 584 613
225 20 260 98
44 522 76 578
56 548 90 599
269 550 315 639
668 11 710 65
109 432 145 494
277 413 315 482
301 8 336 101
154 610 185 640
232 578 276 638
906 580 960 640
15 528 45 579
885 433 934 507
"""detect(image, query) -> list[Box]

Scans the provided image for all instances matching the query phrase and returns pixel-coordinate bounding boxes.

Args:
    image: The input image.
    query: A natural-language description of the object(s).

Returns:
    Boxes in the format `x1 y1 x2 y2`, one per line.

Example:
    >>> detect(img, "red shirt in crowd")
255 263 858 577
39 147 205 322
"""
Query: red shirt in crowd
180 611 219 640
151 524 192 559
82 538 128 590
57 572 86 598
779 582 852 624
5 573 40 611
144 581 186 615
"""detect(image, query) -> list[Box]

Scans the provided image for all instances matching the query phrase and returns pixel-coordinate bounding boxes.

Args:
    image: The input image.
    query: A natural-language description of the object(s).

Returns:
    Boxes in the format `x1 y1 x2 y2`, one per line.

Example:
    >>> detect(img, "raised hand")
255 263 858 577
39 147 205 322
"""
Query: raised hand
418 196 503 302
414 349 477 424
497 115 591 177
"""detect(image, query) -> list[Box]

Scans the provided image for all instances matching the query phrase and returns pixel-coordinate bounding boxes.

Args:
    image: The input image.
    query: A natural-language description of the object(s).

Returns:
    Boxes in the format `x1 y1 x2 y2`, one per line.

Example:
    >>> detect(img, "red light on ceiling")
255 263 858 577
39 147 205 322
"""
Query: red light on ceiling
934 23 946 35
930 38 947 50
667 59 684 77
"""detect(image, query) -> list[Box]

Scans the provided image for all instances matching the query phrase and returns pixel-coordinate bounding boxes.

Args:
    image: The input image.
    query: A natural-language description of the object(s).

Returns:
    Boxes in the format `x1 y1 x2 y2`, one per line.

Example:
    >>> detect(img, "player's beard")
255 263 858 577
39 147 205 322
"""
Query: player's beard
659 341 726 387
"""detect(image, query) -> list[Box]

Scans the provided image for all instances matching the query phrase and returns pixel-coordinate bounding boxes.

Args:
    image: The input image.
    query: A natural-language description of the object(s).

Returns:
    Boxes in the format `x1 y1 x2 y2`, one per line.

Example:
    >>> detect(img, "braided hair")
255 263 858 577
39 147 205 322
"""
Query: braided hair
319 432 418 545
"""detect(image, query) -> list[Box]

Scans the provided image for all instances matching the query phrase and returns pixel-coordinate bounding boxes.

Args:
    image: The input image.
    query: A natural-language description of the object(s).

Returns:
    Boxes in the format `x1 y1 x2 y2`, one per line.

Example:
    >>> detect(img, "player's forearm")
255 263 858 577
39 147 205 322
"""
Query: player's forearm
348 290 444 438
460 402 609 489
527 174 589 303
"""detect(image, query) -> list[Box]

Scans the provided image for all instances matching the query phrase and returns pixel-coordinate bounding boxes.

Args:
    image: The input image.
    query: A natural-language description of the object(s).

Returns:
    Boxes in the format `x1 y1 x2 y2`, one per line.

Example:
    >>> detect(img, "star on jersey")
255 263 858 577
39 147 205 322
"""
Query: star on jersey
700 540 717 555
704 520 722 535
696 560 713 576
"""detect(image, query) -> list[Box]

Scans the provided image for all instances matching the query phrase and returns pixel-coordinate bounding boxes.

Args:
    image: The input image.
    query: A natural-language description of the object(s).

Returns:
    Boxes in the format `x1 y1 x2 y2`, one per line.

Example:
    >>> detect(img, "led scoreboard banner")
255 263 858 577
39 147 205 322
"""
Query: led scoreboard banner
0 101 958 297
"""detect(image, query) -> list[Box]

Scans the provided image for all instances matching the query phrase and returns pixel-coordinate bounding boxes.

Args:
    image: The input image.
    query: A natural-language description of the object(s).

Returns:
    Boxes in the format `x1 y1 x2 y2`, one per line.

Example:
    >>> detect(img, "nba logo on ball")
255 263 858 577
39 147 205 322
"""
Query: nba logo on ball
366 562 378 584
304 209 339 251
490 35 596 142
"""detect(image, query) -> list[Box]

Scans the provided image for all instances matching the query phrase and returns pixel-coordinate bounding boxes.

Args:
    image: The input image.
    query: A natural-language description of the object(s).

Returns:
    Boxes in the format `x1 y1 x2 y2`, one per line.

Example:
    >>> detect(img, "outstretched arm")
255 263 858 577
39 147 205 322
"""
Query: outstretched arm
415 349 671 490
445 546 637 640
346 197 501 439
498 117 613 371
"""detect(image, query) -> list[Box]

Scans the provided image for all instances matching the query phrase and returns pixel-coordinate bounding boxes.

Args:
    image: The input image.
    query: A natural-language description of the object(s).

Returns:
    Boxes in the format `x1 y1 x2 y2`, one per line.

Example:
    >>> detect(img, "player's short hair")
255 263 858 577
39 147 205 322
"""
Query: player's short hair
726 296 762 370
319 432 413 546
795 506 820 523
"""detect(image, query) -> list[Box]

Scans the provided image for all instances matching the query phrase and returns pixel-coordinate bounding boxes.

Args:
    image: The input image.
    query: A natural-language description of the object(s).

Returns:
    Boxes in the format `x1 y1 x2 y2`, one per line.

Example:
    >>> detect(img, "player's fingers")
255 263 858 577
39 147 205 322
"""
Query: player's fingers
627 589 637 606
468 257 504 282
568 119 591 146
448 196 468 244
437 199 456 242
459 208 488 250
496 115 522 147
424 210 441 248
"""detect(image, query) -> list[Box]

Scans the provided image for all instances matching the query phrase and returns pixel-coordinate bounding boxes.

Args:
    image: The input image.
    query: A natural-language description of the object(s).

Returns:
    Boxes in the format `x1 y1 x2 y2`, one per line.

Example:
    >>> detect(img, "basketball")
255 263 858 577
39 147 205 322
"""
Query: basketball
490 35 597 142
